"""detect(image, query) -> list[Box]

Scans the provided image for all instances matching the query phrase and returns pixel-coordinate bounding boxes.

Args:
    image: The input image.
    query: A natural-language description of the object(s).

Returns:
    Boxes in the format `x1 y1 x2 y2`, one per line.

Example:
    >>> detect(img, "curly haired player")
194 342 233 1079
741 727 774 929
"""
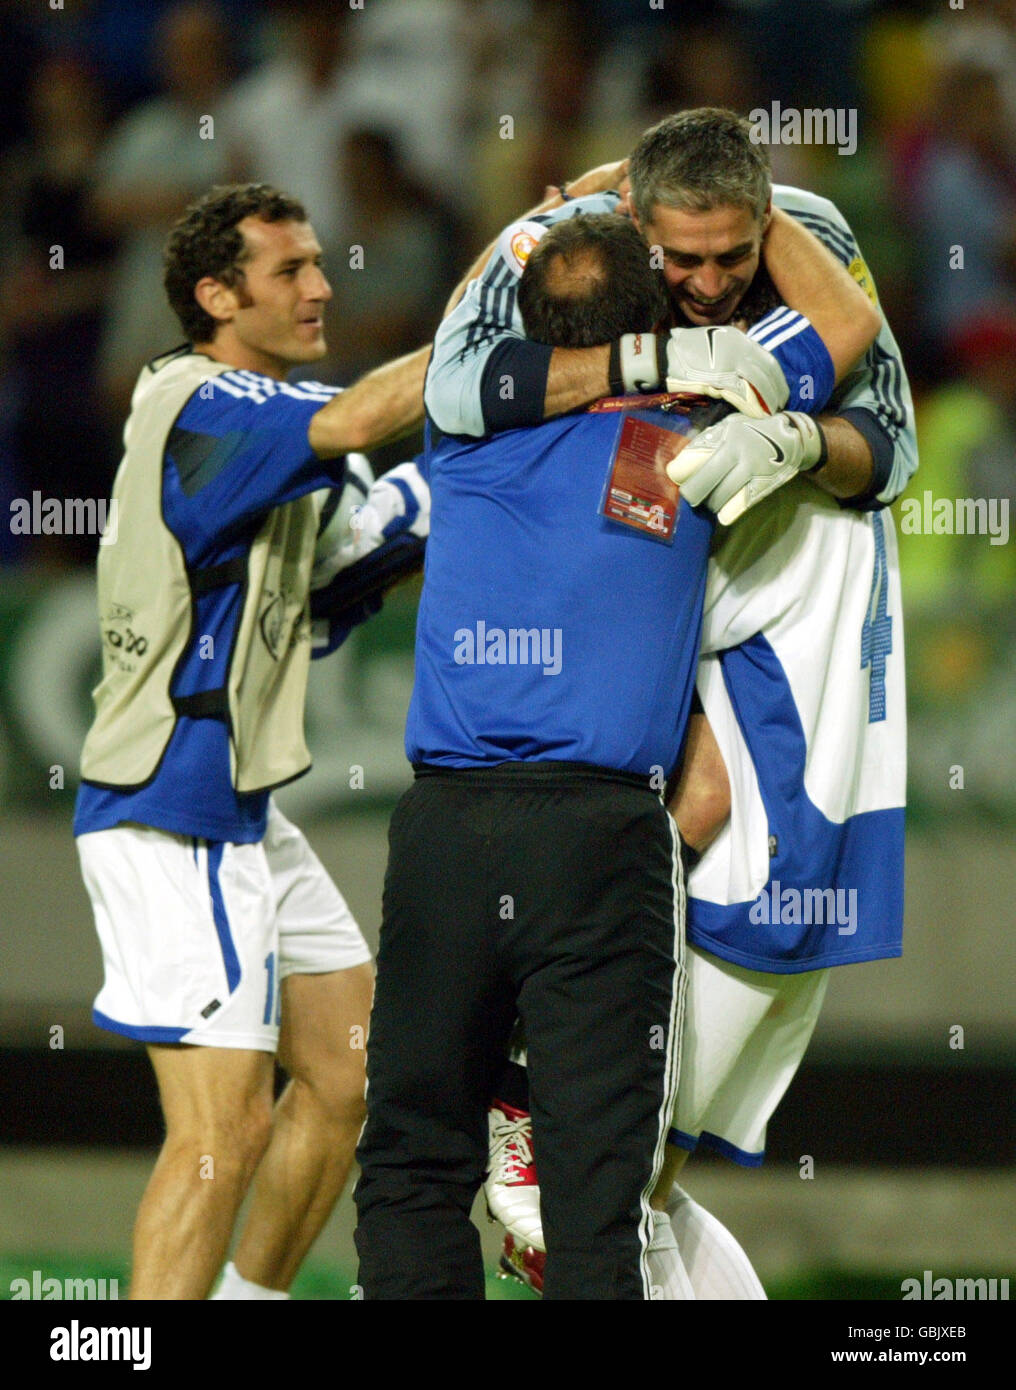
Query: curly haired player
75 183 428 1300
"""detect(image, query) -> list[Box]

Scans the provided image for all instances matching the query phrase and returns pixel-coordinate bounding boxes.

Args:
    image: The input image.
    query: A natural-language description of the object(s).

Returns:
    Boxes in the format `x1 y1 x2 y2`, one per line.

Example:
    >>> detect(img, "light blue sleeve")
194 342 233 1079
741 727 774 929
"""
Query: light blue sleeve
773 185 918 505
424 192 621 436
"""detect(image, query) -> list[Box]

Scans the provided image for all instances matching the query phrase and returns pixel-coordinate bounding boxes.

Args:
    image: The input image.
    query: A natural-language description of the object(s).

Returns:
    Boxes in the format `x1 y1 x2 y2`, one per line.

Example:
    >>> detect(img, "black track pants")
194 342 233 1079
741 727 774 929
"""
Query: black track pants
354 762 686 1300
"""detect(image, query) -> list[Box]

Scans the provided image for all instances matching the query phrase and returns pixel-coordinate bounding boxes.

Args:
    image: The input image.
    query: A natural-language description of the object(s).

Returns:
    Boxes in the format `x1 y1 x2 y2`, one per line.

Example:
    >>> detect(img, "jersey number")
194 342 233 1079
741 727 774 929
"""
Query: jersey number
860 512 892 723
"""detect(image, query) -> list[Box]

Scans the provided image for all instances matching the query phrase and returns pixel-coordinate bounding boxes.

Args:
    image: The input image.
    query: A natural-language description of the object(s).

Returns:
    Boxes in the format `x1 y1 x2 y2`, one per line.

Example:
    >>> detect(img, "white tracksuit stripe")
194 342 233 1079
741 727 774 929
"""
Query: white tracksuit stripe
638 812 688 1298
753 320 810 352
749 307 798 341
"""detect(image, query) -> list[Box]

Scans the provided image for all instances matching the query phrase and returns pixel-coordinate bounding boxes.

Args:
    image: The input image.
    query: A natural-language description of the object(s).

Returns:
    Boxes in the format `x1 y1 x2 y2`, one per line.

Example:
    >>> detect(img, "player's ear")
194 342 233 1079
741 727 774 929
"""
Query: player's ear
624 190 639 228
760 199 773 236
194 275 238 327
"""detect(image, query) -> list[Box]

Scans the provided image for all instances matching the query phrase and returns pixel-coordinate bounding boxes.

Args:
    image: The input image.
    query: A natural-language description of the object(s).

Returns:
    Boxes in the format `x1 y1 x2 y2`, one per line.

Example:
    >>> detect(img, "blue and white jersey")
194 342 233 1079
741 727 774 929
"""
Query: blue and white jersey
407 408 714 776
75 352 343 845
425 185 917 508
686 478 906 972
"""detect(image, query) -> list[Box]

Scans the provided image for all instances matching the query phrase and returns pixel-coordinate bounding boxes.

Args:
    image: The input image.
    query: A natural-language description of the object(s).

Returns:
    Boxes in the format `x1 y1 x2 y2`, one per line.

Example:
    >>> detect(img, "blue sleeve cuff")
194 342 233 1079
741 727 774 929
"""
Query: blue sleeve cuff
835 406 894 510
479 338 554 432
774 321 835 414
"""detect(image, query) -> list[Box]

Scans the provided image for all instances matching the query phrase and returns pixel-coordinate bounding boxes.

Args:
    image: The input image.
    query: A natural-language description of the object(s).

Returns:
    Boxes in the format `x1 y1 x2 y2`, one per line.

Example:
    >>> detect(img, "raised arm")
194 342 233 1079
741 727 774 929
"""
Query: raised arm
762 207 881 382
426 166 882 440
426 160 635 436
668 192 917 518
766 191 916 507
308 344 431 458
441 161 630 319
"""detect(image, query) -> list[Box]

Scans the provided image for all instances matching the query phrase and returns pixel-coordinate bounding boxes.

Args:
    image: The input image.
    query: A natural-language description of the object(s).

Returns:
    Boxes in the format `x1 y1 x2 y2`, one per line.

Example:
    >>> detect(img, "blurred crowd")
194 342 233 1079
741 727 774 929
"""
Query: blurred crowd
1 0 1013 664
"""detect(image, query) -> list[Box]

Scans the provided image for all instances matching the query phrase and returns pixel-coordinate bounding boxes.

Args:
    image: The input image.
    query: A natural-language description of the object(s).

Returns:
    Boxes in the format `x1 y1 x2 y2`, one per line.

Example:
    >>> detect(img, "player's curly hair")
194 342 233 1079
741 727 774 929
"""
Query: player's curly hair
518 214 669 348
629 108 771 226
163 183 308 344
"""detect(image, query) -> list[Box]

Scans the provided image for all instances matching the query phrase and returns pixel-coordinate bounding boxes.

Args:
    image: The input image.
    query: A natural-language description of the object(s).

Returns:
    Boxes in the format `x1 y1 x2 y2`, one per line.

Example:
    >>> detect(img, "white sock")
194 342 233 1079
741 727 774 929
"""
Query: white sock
211 1261 290 1301
666 1186 767 1299
645 1209 696 1300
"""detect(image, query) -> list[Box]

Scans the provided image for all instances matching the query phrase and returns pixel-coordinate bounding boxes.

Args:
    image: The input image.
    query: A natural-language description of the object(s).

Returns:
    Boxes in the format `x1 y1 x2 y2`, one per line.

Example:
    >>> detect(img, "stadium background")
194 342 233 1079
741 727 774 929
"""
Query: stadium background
0 0 1012 1301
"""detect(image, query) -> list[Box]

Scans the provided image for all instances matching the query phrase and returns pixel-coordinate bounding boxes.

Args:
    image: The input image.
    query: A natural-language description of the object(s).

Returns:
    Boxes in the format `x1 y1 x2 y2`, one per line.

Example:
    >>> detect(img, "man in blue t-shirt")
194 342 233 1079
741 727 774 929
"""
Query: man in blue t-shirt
74 183 429 1300
354 214 716 1301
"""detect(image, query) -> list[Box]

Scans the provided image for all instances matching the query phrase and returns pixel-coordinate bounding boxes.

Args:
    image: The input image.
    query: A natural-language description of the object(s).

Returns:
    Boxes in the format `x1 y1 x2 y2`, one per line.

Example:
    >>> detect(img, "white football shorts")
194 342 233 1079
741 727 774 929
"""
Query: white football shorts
77 801 371 1051
670 944 829 1165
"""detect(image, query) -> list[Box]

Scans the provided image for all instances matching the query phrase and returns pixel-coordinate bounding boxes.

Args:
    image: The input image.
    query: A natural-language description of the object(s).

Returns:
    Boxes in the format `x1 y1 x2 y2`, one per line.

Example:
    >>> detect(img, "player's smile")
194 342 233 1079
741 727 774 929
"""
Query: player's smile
627 198 769 328
680 286 739 321
205 216 333 378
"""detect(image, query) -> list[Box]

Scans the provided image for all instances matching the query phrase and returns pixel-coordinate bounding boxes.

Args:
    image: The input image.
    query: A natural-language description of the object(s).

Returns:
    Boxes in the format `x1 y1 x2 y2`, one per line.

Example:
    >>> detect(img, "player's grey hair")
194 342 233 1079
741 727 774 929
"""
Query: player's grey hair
628 108 771 226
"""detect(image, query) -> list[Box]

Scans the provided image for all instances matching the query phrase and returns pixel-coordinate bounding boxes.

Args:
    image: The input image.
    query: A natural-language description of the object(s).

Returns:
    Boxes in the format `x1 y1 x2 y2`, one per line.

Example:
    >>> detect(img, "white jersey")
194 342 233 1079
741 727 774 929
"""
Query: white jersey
686 478 906 973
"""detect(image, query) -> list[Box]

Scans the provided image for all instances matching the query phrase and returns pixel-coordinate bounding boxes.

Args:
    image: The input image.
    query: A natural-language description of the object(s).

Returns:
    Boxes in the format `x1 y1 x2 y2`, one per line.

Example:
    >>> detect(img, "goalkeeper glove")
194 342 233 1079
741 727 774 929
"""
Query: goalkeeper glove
312 460 430 589
608 325 790 418
666 410 827 525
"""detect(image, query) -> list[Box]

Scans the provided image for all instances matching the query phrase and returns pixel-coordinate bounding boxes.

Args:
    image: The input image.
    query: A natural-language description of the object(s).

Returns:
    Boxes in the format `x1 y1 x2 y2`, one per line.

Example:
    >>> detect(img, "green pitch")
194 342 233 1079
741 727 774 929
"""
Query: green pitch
0 1252 948 1301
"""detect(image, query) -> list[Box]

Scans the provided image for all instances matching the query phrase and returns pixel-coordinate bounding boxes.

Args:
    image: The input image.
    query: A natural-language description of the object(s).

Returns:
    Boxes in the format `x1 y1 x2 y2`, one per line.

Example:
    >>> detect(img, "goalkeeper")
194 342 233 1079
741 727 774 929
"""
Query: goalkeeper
427 110 904 513
433 109 916 1296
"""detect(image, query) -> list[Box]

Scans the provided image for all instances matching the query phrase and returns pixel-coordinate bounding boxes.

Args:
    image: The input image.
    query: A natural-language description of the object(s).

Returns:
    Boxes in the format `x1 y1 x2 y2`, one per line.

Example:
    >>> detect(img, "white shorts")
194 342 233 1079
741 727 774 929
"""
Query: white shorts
77 801 371 1052
670 944 829 1165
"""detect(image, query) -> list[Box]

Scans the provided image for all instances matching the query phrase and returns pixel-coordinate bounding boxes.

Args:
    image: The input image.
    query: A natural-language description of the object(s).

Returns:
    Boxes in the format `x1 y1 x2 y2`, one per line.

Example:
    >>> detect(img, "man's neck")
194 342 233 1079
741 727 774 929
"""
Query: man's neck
192 338 289 381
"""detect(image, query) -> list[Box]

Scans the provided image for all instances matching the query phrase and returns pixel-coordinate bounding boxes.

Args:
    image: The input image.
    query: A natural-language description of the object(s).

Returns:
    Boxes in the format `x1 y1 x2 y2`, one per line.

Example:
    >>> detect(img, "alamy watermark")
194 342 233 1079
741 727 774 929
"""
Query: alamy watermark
453 620 562 676
750 880 858 936
901 1271 1009 1300
899 492 1009 545
50 1320 151 1370
10 1271 119 1299
749 102 858 157
9 492 118 544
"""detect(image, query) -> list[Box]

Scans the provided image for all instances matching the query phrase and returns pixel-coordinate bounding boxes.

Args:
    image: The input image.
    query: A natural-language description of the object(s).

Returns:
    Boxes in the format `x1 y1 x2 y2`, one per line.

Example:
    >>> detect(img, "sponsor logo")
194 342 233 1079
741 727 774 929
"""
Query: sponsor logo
510 229 538 268
848 256 879 306
499 219 547 275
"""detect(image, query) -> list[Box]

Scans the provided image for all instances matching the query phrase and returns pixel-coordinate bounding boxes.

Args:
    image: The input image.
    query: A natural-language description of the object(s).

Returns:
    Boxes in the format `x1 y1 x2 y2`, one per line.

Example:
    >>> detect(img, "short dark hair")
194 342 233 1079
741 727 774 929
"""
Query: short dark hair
628 108 771 226
517 214 669 348
163 183 308 343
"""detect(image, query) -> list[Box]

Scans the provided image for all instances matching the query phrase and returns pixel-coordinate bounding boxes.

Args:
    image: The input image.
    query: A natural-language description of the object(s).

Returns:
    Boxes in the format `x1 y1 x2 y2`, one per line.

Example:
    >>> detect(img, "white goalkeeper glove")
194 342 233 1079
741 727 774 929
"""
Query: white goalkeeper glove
609 325 790 418
345 461 431 562
312 460 430 589
666 411 827 525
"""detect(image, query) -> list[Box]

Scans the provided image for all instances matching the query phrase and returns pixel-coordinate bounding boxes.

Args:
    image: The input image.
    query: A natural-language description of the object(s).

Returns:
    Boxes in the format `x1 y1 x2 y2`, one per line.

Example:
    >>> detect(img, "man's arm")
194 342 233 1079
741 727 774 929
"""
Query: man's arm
667 406 879 522
514 206 883 426
775 187 918 509
427 158 638 436
442 162 630 319
760 204 885 502
672 191 918 518
762 207 881 383
308 345 430 458
668 713 730 854
806 414 875 500
427 179 878 438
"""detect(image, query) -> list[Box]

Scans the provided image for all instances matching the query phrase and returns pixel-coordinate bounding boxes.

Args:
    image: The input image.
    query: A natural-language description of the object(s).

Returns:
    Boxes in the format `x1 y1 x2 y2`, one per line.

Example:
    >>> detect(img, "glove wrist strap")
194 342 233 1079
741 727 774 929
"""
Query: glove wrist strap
607 338 624 396
611 333 664 395
799 416 829 474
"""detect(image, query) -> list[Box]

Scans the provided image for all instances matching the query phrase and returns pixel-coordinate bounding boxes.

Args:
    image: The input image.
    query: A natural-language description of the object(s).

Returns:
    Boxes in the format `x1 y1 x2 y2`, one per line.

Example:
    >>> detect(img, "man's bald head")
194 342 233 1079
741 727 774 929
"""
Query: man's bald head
517 214 669 348
541 246 607 302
